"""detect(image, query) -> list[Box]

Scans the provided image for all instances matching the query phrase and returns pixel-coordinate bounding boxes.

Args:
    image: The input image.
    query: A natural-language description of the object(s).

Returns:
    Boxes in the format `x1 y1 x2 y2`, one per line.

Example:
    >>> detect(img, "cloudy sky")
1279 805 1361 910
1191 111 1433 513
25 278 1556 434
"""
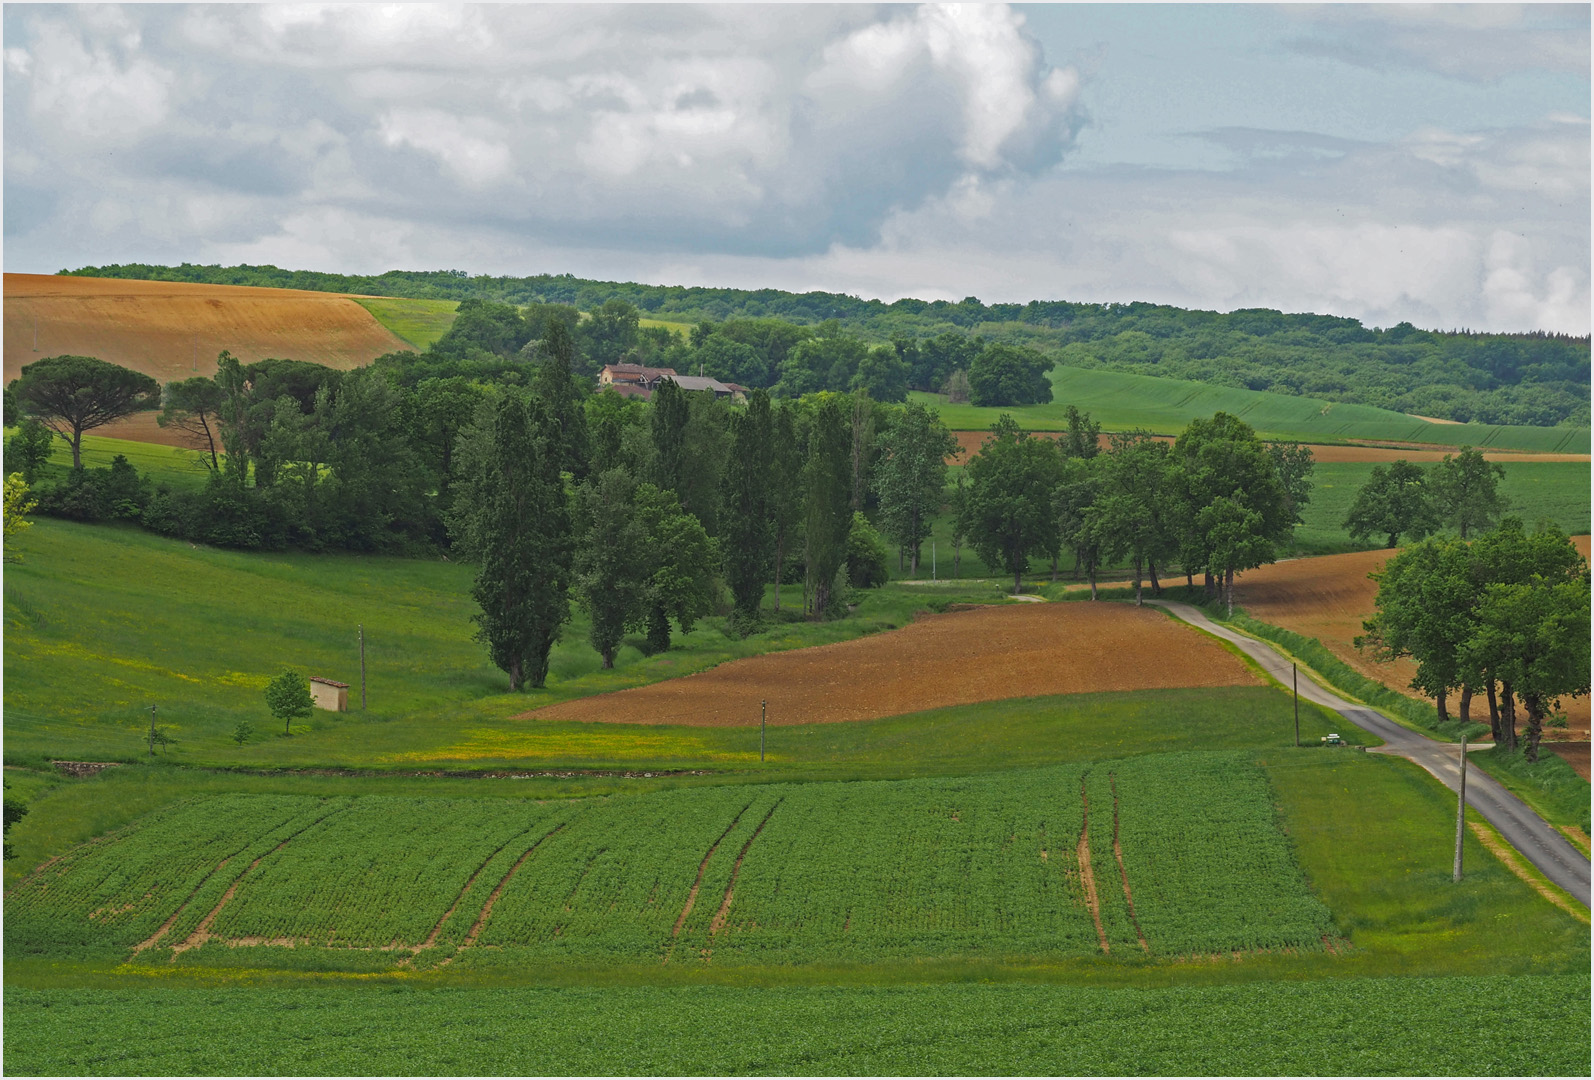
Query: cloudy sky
4 4 1589 333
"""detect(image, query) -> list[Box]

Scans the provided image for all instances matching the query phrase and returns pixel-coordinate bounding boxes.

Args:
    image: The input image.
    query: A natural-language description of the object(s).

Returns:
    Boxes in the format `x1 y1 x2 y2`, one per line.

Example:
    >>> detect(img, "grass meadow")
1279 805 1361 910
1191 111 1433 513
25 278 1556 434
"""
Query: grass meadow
350 296 459 351
915 366 1592 452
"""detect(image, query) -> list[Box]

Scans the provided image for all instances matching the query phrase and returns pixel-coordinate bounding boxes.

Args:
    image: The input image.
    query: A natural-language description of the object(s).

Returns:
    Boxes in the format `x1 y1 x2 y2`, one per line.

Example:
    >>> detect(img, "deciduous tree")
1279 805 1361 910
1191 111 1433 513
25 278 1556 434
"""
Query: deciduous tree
959 415 1065 594
1431 446 1507 540
1344 460 1436 548
264 670 314 735
873 401 959 575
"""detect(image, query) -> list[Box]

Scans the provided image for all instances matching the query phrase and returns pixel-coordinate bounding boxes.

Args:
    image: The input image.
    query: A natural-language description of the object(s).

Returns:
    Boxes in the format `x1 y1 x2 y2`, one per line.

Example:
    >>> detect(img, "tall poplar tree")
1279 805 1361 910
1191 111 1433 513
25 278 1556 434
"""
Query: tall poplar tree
449 394 572 690
573 467 646 668
721 390 774 622
768 400 804 613
536 319 591 480
804 395 853 618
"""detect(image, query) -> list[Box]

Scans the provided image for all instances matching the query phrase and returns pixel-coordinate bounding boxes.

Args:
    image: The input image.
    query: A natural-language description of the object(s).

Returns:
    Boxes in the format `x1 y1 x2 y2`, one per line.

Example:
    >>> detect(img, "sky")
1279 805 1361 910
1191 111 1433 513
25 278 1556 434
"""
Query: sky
3 3 1589 334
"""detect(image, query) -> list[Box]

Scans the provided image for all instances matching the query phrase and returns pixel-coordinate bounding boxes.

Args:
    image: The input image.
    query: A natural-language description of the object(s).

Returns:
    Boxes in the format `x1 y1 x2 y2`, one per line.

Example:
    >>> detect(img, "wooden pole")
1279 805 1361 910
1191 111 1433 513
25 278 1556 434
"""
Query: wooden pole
359 624 367 710
148 704 157 758
761 700 766 762
1293 664 1300 747
1454 729 1468 882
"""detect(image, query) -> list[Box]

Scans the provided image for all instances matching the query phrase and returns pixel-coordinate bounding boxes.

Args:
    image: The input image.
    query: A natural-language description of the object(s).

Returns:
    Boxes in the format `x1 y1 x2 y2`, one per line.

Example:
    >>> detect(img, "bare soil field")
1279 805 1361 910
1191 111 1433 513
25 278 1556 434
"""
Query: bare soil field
1236 537 1592 748
4 273 410 386
521 602 1258 727
948 431 1586 465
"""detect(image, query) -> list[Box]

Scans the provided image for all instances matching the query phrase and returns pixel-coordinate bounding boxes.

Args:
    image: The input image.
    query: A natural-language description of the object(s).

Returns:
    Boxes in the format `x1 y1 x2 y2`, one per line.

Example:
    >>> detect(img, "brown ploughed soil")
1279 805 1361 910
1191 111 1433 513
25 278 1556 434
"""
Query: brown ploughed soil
4 273 410 386
948 431 1586 465
520 602 1258 727
1236 538 1592 755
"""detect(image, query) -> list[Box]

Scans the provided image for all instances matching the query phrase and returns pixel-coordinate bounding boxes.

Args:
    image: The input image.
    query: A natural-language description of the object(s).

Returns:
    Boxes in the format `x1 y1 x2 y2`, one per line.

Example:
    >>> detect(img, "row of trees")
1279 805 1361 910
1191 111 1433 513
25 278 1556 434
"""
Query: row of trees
956 410 1312 609
448 383 934 688
1343 448 1508 548
1358 520 1590 762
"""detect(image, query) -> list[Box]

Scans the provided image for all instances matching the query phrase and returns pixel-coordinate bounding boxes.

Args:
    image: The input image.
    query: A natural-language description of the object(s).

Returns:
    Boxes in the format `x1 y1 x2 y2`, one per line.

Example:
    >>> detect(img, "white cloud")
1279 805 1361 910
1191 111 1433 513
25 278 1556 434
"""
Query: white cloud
1 5 1584 335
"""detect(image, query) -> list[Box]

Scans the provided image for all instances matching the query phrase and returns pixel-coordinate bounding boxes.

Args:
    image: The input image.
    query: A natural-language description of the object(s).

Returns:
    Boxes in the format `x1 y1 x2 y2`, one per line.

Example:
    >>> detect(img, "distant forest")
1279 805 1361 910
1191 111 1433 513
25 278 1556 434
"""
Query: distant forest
64 263 1591 427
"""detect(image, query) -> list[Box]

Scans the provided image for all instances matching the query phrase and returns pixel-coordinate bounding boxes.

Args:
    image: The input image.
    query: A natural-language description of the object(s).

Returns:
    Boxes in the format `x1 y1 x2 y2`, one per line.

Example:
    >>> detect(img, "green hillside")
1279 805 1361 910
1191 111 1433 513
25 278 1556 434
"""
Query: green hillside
916 367 1592 452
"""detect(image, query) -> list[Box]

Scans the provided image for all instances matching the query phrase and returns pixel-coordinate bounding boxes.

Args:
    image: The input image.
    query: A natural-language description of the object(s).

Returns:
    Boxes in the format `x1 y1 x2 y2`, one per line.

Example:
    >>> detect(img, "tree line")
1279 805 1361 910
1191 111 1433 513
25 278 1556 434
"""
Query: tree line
67 263 1590 426
392 296 1052 406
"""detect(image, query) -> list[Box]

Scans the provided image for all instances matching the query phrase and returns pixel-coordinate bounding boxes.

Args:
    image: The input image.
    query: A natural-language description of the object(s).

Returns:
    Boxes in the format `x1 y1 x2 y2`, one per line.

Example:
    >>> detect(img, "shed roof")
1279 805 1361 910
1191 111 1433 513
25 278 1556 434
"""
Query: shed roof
310 677 350 688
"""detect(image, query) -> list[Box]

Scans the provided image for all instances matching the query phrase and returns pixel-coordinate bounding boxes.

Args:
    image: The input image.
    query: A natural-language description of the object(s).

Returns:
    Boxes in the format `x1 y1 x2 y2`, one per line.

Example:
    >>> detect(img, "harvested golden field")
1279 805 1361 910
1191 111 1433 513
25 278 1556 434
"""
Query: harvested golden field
521 601 1258 727
3 273 410 386
1237 537 1591 740
947 431 1585 465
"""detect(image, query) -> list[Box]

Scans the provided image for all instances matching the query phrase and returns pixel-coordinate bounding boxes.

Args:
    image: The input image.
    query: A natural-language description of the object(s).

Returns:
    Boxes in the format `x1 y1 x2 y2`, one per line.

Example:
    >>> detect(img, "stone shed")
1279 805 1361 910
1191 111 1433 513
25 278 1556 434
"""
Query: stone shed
310 677 349 712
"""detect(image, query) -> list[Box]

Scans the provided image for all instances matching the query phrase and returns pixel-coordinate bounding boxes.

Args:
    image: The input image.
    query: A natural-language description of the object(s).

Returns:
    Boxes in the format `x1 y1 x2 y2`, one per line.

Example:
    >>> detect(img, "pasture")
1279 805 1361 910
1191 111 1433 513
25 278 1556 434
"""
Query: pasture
916 366 1593 453
2 273 410 385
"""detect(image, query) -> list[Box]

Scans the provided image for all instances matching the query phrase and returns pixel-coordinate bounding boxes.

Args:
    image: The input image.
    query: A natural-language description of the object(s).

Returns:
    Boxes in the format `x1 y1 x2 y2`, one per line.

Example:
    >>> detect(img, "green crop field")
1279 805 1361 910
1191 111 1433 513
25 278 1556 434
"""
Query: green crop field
1295 460 1591 554
350 296 459 350
5 755 1333 970
914 366 1593 453
7 976 1587 1076
5 510 1588 1073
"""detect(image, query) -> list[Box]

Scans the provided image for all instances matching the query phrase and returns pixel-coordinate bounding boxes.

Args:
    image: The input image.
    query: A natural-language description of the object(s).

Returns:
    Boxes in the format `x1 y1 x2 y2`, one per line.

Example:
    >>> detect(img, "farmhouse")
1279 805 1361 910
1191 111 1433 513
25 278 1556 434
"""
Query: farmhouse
598 363 674 398
596 364 746 402
309 677 348 712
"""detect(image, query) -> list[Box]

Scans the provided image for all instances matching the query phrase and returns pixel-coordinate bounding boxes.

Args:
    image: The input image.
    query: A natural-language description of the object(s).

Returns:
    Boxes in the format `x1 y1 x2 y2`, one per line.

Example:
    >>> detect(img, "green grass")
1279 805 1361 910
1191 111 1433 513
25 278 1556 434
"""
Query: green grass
1469 745 1592 834
350 296 459 350
2 517 1020 768
7 975 1587 1075
915 366 1592 452
5 425 214 493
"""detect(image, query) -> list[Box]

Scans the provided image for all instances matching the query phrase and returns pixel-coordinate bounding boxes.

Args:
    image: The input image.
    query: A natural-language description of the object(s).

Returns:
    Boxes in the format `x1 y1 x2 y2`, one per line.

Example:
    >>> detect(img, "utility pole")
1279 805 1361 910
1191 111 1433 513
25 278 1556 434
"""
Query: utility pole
148 704 157 758
932 539 936 581
760 700 767 762
1293 664 1300 747
1454 729 1468 882
359 624 367 710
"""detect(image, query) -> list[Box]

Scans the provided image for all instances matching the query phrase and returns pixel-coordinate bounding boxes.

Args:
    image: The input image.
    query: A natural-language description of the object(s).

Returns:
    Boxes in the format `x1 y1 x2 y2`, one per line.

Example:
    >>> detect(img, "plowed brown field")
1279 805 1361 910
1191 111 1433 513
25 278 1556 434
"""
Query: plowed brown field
520 601 1258 727
4 273 410 386
947 431 1586 465
1237 537 1592 746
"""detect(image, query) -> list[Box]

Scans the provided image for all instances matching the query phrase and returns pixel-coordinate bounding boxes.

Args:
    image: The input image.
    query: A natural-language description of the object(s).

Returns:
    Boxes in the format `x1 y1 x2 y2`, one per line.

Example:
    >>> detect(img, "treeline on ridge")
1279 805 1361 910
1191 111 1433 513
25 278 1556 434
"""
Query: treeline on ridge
64 262 1591 427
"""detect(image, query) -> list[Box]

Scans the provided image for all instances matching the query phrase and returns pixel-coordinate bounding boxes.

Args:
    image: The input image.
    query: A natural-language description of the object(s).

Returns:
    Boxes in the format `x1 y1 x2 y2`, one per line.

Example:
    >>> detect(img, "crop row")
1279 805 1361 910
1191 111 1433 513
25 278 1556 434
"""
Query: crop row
5 753 1334 965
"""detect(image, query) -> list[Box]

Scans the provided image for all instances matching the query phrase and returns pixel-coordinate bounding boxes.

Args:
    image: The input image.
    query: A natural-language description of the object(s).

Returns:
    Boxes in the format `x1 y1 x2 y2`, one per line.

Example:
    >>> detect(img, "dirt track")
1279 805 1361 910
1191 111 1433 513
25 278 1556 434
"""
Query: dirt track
1237 537 1592 744
948 431 1586 465
4 273 410 385
521 602 1258 727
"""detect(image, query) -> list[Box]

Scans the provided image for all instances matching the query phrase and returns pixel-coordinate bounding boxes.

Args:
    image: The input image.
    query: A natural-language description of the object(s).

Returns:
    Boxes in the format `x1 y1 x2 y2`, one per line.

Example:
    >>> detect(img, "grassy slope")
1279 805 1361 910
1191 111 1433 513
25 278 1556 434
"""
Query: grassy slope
1 517 1029 767
915 366 1592 452
349 296 458 350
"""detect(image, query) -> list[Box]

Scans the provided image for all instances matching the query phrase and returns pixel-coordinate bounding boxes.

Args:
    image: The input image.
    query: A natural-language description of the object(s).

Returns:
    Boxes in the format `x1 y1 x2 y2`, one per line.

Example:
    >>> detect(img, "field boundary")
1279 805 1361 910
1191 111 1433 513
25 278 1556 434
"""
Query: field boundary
1467 820 1590 924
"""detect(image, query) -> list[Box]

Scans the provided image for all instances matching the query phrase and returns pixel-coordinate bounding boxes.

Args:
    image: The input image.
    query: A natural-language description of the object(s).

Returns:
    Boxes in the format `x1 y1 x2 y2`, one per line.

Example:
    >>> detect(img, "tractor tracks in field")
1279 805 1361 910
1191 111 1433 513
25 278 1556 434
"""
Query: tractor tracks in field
160 802 352 958
1110 773 1150 954
1077 775 1109 954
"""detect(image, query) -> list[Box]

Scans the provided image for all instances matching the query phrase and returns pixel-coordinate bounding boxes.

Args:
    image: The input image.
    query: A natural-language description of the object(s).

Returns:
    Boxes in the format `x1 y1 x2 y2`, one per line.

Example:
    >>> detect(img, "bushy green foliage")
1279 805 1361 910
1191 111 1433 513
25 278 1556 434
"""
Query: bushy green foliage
262 670 313 734
6 755 1333 968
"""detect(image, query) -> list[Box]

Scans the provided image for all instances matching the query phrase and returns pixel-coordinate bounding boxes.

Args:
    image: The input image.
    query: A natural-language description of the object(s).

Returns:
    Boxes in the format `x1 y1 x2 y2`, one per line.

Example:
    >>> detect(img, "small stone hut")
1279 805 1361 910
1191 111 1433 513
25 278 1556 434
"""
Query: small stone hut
309 677 349 712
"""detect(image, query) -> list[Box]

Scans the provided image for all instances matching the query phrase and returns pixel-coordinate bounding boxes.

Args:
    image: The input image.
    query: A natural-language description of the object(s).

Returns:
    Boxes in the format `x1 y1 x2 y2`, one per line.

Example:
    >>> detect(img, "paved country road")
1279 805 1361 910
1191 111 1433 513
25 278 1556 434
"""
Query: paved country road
1150 599 1592 909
